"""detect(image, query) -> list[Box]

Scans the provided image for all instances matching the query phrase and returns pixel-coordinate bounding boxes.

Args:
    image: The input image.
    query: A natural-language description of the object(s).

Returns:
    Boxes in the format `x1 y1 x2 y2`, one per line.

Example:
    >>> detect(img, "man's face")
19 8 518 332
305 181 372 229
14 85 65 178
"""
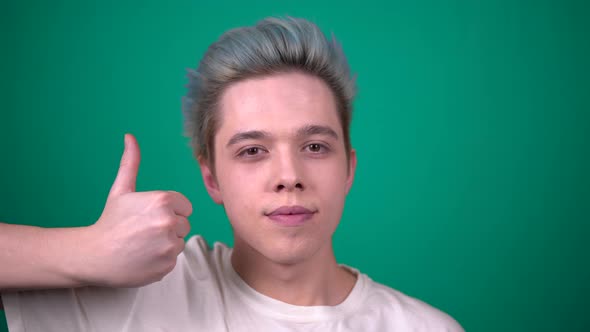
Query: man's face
199 71 356 265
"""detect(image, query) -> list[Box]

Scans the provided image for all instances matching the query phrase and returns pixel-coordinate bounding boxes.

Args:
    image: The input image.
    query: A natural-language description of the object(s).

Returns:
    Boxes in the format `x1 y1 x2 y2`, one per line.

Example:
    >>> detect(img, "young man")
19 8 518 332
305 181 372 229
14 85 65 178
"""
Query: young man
0 17 463 331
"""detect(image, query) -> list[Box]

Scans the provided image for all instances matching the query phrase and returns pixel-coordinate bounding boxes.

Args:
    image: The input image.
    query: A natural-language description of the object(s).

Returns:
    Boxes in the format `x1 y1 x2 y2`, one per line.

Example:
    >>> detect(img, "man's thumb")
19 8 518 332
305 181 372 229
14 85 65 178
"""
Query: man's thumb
108 133 141 198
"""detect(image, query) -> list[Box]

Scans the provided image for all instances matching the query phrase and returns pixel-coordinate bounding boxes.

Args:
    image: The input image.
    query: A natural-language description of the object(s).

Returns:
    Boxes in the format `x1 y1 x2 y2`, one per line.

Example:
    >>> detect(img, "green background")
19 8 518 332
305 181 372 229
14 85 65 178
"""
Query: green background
1 0 588 331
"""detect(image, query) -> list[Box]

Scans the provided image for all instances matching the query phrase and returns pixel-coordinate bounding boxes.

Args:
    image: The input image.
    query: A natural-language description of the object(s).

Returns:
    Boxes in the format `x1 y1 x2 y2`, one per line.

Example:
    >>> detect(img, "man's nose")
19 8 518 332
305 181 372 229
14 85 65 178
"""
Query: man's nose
273 151 305 193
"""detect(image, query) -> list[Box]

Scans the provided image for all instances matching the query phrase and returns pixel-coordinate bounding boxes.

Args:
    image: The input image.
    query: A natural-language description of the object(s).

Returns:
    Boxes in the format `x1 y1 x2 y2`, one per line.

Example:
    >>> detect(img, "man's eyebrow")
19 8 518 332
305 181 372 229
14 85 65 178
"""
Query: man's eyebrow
226 125 338 147
226 130 272 147
296 125 339 140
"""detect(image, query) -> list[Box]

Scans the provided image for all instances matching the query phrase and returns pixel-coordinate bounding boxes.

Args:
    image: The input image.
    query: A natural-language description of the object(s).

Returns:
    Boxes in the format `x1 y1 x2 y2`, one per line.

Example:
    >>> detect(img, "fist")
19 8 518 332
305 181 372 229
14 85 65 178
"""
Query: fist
82 134 192 287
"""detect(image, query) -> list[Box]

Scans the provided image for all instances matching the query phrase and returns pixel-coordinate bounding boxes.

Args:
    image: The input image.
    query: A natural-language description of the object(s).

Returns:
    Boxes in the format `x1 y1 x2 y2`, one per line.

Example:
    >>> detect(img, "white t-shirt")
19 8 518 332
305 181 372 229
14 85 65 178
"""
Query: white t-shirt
2 236 464 331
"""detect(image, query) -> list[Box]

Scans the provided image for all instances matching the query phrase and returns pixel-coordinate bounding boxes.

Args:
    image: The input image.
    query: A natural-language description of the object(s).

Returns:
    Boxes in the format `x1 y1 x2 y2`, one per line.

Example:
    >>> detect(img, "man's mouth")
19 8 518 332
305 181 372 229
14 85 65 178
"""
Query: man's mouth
265 205 316 226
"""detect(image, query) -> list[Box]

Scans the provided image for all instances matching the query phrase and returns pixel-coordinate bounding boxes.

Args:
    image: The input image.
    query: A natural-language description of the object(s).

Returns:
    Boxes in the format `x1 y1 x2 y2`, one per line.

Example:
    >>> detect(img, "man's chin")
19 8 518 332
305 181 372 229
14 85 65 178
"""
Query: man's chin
259 238 326 266
233 231 330 267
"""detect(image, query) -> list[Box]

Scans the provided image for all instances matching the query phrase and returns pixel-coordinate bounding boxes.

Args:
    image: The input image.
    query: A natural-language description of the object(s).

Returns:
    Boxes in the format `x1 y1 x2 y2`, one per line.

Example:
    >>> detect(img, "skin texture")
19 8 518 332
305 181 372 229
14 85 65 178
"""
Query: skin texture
199 71 358 305
83 134 193 287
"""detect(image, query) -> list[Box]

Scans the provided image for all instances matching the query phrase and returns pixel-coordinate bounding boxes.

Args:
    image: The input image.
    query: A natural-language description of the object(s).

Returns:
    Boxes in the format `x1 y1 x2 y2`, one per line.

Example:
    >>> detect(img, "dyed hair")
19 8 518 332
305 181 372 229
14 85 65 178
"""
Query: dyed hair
182 16 356 165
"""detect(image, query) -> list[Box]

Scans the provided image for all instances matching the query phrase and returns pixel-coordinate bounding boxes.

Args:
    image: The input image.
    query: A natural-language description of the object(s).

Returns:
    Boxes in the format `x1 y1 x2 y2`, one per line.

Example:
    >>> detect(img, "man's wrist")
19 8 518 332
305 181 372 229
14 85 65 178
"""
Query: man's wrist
49 226 97 288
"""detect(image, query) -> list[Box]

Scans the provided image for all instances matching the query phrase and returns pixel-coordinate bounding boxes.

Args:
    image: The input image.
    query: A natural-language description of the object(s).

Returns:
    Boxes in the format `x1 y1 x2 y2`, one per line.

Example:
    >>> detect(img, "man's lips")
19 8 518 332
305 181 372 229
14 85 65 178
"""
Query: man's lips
265 205 316 226
266 205 315 216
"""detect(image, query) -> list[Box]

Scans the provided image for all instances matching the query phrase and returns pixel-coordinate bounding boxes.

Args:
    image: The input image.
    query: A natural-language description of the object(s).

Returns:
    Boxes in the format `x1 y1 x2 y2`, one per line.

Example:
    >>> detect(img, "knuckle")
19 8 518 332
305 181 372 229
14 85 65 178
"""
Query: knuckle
160 215 177 228
153 191 173 207
182 219 191 232
150 213 175 231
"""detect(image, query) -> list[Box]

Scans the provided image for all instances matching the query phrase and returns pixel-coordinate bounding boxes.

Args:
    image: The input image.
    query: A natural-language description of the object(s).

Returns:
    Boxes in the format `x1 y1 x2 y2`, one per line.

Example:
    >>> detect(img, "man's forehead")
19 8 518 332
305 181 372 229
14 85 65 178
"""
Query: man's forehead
219 73 336 112
216 72 342 138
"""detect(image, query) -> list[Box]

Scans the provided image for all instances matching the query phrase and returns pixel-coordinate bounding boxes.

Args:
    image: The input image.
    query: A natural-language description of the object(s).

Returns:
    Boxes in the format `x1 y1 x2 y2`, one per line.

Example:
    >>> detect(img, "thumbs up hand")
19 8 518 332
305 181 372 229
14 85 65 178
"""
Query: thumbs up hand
81 134 192 287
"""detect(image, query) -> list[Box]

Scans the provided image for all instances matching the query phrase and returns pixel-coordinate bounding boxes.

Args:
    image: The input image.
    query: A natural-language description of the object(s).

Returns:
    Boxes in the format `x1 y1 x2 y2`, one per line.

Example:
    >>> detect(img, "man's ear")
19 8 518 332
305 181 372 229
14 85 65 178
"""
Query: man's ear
345 148 357 194
198 156 223 204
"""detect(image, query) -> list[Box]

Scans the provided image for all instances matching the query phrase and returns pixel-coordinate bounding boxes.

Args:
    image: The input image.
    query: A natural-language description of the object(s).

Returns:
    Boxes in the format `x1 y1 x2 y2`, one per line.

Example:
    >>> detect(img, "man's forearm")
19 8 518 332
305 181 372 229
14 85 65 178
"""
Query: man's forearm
1 135 192 292
0 222 90 290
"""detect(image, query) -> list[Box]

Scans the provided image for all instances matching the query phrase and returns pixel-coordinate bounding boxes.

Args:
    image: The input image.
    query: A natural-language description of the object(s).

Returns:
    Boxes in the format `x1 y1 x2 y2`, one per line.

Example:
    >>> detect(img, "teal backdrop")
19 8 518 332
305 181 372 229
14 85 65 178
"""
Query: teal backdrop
1 1 589 331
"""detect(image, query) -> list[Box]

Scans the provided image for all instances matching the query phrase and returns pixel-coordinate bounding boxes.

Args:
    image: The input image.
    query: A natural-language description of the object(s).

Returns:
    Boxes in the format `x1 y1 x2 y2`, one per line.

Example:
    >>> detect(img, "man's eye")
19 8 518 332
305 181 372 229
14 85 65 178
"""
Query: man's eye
246 147 260 155
238 146 265 158
306 143 327 153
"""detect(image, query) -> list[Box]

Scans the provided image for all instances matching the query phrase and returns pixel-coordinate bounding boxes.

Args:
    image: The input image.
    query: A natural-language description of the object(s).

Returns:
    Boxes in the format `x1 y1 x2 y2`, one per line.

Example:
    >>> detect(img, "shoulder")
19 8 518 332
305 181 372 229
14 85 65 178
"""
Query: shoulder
144 235 231 289
362 277 464 331
179 235 231 275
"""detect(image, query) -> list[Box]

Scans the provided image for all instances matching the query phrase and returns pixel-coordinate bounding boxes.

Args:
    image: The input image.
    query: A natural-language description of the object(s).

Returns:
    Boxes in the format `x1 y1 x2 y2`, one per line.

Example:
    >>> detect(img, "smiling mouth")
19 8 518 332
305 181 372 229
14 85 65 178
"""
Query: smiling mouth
265 205 316 227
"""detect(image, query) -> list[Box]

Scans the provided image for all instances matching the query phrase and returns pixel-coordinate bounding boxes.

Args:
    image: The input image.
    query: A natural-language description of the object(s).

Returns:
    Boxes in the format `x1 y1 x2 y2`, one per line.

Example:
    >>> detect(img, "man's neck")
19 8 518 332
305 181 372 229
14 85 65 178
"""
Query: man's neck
230 239 357 306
